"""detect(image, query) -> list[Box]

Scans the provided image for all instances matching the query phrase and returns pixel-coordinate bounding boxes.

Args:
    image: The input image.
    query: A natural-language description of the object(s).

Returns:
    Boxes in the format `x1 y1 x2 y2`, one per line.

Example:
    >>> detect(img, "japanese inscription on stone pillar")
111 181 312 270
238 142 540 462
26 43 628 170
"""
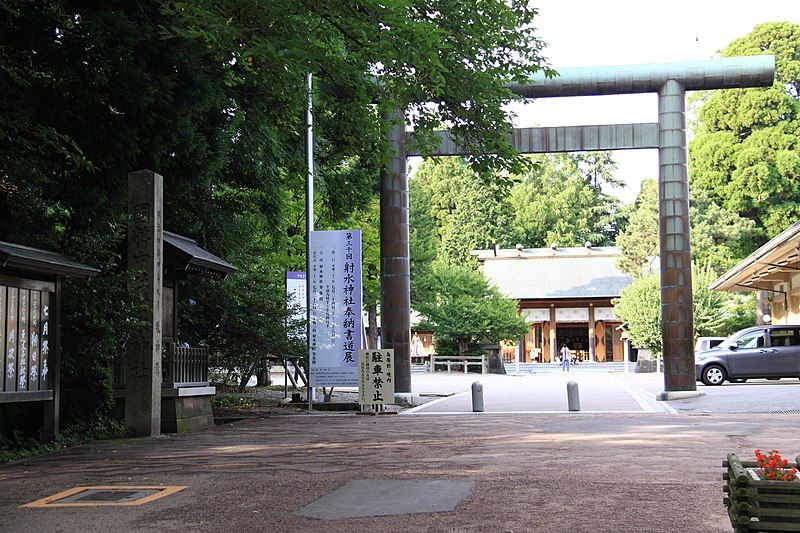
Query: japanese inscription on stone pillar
125 169 164 436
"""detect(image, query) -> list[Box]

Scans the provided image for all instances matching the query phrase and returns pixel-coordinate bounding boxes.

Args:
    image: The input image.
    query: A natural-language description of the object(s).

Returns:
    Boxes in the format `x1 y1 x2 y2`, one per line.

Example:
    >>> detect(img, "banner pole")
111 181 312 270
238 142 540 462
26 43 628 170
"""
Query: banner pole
306 72 314 412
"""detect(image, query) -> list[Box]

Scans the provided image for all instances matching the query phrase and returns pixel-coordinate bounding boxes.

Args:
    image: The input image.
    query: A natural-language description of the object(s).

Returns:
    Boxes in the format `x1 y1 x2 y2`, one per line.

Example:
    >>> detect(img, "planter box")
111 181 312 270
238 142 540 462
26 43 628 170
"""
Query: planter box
724 453 800 532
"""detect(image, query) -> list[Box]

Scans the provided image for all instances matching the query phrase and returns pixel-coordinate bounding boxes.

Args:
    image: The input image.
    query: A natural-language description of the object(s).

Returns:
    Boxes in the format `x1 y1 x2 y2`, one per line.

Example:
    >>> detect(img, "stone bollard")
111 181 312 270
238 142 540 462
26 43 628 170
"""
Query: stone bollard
567 381 580 411
471 381 484 412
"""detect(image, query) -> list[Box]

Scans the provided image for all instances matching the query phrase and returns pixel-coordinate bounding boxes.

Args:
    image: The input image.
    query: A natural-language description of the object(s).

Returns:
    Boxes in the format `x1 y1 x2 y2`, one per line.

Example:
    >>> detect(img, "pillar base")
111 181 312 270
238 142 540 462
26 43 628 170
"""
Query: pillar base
394 393 421 407
161 387 215 433
656 390 704 401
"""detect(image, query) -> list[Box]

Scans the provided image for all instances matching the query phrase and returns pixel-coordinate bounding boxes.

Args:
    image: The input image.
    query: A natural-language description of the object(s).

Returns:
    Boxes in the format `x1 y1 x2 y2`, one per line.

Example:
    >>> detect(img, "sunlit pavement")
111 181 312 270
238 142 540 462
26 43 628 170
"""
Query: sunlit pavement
406 370 800 415
2 409 796 532
3 370 794 531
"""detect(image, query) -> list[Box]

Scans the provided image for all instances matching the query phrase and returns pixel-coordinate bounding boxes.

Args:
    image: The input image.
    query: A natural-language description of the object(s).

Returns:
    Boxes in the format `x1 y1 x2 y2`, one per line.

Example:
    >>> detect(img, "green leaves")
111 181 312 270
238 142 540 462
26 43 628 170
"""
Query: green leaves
612 263 754 354
689 22 800 239
415 263 528 356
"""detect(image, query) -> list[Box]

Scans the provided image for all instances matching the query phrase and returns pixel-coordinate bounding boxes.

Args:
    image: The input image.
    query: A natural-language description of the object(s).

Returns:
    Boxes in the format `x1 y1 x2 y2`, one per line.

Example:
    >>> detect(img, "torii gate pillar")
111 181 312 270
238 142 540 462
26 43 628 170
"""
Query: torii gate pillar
657 80 695 392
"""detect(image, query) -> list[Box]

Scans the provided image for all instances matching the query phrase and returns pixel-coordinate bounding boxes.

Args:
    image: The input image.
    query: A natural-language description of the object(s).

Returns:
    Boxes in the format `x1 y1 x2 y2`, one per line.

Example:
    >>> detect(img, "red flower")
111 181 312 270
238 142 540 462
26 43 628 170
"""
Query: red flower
753 449 797 482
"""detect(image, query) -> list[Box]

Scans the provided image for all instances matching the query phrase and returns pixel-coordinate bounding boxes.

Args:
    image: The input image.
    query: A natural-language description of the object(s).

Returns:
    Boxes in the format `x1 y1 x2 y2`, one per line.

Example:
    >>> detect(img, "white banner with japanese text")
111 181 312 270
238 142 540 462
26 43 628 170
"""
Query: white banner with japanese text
286 271 307 342
309 230 362 386
358 349 395 405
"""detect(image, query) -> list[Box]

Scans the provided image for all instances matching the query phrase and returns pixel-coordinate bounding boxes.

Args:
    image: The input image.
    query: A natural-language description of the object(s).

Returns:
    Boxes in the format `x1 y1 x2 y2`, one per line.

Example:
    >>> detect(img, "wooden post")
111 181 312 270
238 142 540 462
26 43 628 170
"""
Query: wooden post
588 305 596 363
42 276 61 440
549 307 557 362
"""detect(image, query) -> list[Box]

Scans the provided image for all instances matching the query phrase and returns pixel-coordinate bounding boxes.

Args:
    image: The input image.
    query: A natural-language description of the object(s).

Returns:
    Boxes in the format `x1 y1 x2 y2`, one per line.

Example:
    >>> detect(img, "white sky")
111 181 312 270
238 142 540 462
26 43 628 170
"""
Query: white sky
514 0 800 203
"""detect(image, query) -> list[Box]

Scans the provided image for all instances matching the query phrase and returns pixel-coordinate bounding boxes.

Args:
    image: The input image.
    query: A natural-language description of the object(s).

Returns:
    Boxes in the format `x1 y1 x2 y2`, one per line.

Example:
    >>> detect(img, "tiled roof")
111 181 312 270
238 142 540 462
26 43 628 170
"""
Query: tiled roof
0 241 99 278
163 232 236 277
473 246 632 300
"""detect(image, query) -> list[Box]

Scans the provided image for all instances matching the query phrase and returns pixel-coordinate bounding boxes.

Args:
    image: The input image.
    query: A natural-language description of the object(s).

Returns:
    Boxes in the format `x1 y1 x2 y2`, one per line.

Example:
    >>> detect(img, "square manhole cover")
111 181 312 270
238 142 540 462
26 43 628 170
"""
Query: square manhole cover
22 486 186 508
297 479 475 519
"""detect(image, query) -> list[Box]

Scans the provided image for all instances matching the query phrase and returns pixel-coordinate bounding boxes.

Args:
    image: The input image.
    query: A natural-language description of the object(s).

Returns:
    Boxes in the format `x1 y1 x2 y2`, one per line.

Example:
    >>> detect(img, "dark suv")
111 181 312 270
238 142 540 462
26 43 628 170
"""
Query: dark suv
695 325 800 386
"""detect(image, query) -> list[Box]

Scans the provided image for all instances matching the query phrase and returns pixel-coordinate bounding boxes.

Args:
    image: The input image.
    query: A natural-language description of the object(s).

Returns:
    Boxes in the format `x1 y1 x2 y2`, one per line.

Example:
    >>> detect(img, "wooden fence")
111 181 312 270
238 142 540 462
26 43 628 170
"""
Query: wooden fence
115 342 209 389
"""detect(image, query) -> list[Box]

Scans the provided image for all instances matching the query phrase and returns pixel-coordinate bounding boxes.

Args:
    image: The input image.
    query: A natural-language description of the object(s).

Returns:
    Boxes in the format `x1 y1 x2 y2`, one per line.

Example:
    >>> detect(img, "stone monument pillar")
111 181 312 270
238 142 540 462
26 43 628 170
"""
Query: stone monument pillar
126 169 164 436
657 81 696 393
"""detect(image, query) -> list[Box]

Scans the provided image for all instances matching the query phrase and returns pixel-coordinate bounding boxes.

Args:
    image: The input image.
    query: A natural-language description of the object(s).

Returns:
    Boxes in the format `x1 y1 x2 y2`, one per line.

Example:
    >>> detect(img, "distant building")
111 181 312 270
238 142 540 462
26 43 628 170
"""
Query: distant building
472 245 633 363
711 219 800 324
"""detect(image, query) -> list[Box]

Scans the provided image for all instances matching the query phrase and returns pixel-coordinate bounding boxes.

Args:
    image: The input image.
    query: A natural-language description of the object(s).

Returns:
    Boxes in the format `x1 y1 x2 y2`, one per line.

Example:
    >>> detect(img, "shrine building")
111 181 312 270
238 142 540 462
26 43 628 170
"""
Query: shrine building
472 244 633 364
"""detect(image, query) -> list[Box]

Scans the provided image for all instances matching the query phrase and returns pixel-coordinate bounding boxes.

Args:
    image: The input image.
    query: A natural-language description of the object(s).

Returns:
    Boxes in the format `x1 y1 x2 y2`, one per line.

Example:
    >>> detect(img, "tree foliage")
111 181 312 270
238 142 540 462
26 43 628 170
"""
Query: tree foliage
616 179 758 277
689 22 800 239
506 153 624 249
415 264 528 357
0 0 551 429
613 264 755 354
410 152 624 287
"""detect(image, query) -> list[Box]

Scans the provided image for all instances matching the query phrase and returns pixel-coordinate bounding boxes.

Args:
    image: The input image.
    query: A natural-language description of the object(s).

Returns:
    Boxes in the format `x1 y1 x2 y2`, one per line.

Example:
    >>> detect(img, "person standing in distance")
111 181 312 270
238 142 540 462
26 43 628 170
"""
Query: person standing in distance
560 344 571 372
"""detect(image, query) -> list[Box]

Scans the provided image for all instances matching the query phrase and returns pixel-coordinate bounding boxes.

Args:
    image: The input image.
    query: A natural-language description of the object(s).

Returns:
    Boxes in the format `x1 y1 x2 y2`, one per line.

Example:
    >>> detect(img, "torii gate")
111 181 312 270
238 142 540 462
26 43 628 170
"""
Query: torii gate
381 55 775 400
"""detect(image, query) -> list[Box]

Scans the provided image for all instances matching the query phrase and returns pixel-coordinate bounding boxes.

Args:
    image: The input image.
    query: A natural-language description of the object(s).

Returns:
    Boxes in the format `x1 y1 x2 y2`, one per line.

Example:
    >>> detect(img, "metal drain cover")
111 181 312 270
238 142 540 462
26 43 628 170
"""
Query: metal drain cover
57 489 161 504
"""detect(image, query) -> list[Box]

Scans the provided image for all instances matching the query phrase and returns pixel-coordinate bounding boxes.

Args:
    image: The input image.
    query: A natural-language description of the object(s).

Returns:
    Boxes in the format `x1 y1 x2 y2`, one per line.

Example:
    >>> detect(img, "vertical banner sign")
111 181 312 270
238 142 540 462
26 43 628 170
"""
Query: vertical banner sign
309 230 362 386
286 271 307 341
0 285 51 393
358 349 395 405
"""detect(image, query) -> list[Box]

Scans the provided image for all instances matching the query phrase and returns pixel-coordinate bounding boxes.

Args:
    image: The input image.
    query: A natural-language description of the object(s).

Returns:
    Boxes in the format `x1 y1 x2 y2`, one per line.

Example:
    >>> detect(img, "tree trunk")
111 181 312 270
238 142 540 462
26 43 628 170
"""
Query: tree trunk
756 290 771 325
256 354 271 386
367 303 379 349
237 359 260 393
457 339 469 358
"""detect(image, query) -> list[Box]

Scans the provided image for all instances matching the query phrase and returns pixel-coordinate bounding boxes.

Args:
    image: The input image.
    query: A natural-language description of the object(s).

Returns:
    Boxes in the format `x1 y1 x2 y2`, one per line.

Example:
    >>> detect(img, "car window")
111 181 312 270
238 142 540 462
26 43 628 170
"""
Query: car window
769 329 800 347
735 332 764 349
709 339 724 349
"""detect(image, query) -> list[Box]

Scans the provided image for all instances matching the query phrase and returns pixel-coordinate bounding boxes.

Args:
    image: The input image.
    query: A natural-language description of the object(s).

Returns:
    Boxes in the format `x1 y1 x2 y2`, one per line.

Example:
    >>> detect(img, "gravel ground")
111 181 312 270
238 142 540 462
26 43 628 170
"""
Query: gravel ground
1 412 793 532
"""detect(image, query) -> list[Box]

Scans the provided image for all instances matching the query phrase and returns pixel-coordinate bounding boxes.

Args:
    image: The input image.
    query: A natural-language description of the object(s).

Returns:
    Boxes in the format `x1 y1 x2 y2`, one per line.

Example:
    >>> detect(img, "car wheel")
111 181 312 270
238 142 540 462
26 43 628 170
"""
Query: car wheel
728 378 747 383
702 364 727 386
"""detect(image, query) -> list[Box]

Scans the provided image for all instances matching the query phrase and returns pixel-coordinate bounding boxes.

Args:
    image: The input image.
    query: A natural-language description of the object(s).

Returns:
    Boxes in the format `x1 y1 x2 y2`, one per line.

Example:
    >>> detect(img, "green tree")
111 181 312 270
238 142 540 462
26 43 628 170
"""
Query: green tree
616 179 758 277
0 0 551 430
411 157 513 269
507 153 623 248
615 180 660 277
613 264 756 354
415 264 528 357
689 22 800 239
166 0 553 179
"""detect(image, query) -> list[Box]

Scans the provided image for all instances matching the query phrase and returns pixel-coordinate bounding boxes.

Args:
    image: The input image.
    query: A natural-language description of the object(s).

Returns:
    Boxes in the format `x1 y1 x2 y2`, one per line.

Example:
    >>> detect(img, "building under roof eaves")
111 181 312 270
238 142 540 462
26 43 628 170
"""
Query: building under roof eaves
472 245 633 364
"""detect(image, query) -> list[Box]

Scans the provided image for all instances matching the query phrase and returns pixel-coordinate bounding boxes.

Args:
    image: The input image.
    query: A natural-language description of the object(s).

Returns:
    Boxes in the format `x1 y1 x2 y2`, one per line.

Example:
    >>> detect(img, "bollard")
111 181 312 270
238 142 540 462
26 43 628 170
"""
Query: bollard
567 381 580 411
471 381 484 412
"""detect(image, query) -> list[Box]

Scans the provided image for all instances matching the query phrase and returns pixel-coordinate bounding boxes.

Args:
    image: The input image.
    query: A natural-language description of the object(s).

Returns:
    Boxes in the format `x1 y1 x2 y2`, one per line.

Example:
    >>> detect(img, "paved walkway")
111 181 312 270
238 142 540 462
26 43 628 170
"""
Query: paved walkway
407 371 671 413
3 370 800 531
1 411 795 532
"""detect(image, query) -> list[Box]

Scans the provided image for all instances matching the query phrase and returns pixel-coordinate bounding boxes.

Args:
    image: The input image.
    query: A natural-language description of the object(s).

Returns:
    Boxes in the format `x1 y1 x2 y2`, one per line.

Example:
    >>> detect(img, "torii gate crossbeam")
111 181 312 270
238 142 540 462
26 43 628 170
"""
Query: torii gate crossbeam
382 56 774 399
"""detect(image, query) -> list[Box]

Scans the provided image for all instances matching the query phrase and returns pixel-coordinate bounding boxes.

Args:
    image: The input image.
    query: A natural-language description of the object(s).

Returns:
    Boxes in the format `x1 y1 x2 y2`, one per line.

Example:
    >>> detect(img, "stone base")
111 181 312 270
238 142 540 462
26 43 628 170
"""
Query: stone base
161 387 215 433
655 390 705 401
394 393 422 407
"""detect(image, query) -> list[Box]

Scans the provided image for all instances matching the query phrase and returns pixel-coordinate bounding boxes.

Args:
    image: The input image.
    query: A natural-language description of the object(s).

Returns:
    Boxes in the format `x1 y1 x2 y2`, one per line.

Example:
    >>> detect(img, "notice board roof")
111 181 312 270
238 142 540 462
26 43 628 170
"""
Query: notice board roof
0 241 100 278
163 232 236 278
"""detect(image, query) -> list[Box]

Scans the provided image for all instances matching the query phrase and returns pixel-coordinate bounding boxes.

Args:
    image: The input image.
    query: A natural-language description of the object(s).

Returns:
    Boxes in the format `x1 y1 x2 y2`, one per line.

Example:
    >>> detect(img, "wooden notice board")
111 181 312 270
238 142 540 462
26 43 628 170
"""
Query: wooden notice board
1 283 52 394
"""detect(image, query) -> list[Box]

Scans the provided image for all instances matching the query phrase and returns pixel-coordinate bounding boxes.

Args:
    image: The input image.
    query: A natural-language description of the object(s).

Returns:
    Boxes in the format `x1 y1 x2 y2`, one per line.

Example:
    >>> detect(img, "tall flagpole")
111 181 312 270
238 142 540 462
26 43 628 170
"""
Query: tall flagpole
306 72 314 412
